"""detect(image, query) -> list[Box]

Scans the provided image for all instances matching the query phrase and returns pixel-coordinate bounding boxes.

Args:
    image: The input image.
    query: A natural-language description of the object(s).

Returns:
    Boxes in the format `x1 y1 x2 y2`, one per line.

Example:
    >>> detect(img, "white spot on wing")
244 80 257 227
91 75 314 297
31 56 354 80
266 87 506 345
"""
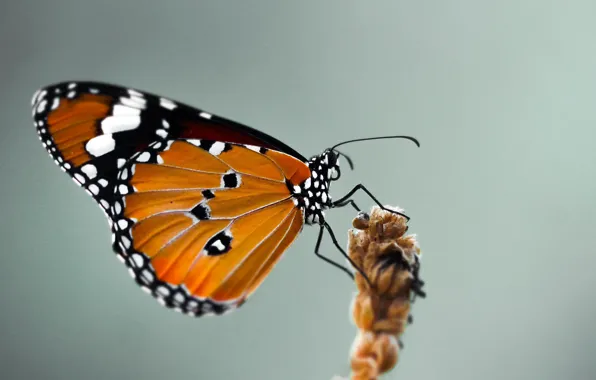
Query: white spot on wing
101 116 141 134
88 184 100 195
81 164 97 179
199 112 212 119
131 253 144 267
36 99 47 114
74 173 86 184
209 142 226 155
121 236 132 249
112 104 142 116
86 134 116 157
137 152 151 162
212 240 225 251
159 97 177 110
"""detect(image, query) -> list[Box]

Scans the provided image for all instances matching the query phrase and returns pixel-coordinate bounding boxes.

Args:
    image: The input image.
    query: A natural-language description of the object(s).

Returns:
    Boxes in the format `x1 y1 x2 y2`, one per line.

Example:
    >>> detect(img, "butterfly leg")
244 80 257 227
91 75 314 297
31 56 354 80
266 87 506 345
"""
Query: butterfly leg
333 199 362 213
321 223 373 286
313 225 355 280
331 184 410 220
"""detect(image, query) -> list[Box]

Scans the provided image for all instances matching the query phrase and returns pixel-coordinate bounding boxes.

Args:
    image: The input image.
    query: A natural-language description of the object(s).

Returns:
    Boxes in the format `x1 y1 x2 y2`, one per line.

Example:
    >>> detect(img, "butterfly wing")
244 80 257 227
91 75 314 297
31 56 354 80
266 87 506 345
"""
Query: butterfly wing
32 81 312 316
32 81 307 217
111 139 309 315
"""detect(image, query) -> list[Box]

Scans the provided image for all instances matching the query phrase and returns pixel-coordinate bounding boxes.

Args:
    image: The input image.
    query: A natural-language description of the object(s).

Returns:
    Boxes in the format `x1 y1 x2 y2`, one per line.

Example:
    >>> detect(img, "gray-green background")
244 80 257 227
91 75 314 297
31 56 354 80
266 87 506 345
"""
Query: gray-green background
1 1 595 379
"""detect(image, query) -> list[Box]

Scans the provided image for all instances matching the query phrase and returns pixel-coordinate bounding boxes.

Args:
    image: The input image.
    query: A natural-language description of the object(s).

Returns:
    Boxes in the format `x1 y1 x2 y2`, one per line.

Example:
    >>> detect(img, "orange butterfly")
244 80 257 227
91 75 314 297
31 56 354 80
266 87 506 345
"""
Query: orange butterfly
32 81 419 316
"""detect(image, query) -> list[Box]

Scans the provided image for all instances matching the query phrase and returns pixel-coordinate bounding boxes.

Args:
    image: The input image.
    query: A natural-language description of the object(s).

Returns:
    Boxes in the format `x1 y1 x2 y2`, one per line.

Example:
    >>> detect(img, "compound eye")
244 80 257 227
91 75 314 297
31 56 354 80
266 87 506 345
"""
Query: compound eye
329 166 341 181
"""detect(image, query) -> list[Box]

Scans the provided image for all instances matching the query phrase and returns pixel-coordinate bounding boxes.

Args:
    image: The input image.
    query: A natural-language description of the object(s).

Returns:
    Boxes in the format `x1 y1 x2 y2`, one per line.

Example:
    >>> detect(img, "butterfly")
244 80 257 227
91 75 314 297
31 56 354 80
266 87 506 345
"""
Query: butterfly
32 81 419 317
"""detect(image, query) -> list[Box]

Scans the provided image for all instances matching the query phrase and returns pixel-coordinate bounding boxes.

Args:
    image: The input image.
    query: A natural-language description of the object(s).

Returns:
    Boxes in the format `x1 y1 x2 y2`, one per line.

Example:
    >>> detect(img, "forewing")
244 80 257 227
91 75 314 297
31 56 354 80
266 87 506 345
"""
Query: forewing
32 81 307 218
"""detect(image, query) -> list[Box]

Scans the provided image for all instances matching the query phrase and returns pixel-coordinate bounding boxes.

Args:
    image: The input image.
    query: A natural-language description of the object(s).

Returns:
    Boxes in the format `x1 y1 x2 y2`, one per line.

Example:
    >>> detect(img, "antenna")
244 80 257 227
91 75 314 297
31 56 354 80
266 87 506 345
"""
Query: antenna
331 135 420 151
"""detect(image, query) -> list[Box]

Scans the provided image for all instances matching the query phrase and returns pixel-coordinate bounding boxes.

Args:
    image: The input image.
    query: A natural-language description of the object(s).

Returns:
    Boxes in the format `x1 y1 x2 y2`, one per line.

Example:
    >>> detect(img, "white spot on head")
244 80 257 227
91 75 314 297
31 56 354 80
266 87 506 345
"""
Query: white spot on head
199 112 212 119
81 164 97 179
159 97 177 110
209 142 226 156
86 134 116 157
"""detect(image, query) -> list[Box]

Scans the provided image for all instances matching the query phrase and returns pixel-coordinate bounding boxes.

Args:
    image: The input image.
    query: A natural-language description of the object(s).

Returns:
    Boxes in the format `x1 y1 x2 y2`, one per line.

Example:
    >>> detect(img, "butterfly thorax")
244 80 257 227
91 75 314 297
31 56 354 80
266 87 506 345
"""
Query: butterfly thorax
291 150 340 225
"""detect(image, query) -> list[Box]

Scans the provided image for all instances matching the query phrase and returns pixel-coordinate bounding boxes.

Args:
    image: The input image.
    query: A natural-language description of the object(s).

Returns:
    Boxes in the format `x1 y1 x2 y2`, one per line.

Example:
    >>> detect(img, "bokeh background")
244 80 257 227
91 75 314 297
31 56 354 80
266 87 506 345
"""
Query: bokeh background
1 1 595 379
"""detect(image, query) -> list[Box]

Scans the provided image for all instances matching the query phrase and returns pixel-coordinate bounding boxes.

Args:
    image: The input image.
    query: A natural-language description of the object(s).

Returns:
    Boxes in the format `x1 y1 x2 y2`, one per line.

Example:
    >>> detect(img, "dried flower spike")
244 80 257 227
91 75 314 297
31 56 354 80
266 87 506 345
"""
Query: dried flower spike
346 206 425 380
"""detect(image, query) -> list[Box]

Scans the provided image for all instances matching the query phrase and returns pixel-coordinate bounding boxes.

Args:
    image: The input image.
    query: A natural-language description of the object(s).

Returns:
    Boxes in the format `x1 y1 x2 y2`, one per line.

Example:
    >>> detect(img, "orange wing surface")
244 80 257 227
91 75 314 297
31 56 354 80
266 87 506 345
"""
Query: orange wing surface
111 139 310 316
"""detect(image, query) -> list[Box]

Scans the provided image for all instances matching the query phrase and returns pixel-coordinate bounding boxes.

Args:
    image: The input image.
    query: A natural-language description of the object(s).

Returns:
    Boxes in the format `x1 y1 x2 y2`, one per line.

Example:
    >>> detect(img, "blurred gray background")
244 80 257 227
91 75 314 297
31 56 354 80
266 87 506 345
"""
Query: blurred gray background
1 1 595 379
